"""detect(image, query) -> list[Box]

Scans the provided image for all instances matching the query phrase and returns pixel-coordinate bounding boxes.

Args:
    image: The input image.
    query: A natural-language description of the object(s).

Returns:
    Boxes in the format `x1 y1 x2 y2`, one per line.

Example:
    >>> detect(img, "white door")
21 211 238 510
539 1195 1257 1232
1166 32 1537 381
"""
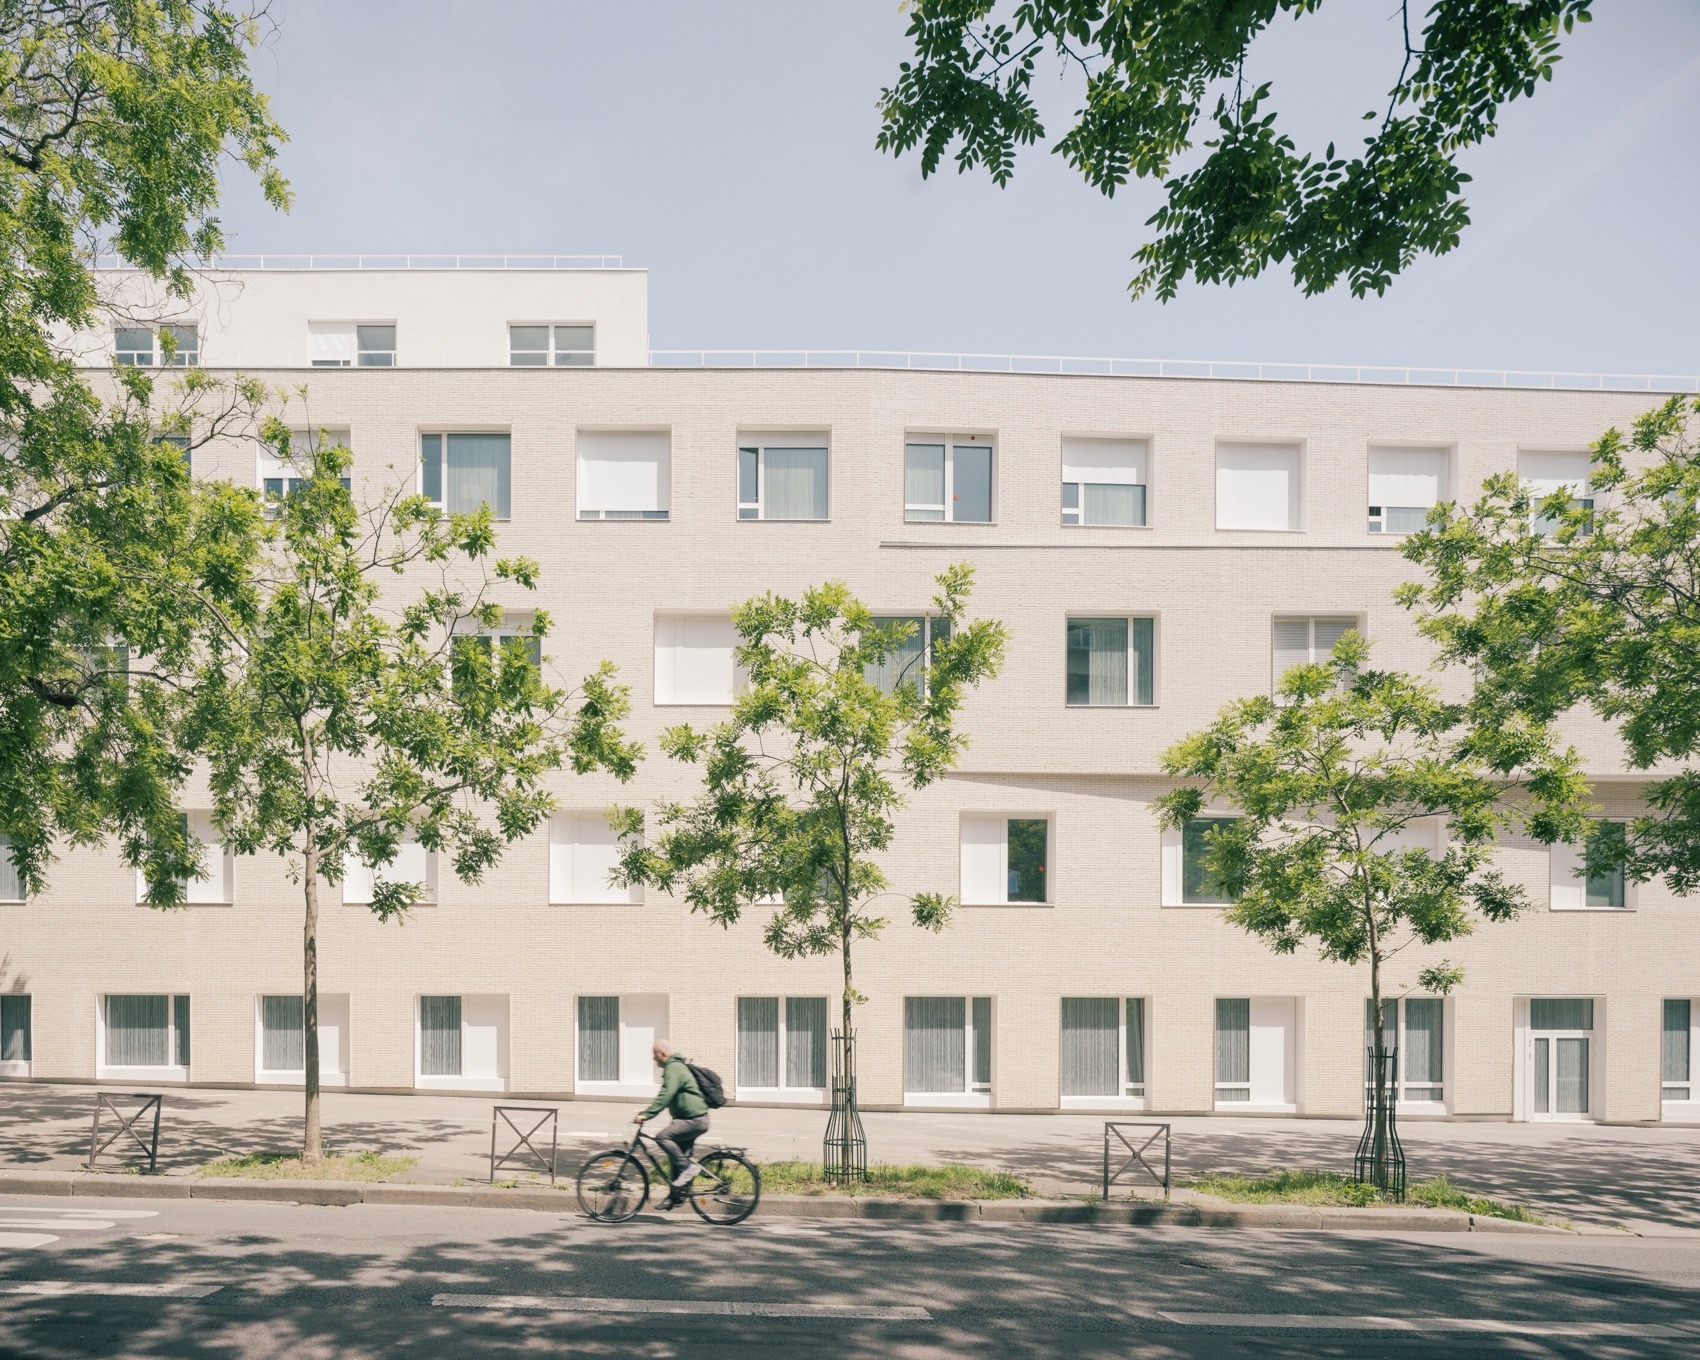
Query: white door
1527 998 1594 1120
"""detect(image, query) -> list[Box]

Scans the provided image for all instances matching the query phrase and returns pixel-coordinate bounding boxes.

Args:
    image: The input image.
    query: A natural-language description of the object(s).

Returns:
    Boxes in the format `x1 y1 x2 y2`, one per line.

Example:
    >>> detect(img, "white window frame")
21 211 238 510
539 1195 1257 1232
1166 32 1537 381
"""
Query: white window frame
137 812 233 905
549 809 641 905
1061 436 1150 527
904 433 995 524
1364 995 1451 1116
737 435 831 521
959 813 1052 906
1214 996 1301 1112
0 833 23 903
1215 441 1304 532
97 993 190 1081
259 429 353 501
1064 614 1158 707
902 995 994 1109
653 612 741 706
1549 819 1631 911
115 325 198 367
1519 449 1593 534
1516 996 1600 1123
734 995 830 1103
1367 445 1451 535
1272 615 1363 692
0 993 31 1078
575 429 671 521
418 430 512 519
1161 814 1237 907
573 993 669 1097
355 323 396 367
343 841 438 906
1058 996 1149 1110
413 993 509 1092
863 611 949 696
254 992 350 1086
1663 998 1699 1120
508 322 594 367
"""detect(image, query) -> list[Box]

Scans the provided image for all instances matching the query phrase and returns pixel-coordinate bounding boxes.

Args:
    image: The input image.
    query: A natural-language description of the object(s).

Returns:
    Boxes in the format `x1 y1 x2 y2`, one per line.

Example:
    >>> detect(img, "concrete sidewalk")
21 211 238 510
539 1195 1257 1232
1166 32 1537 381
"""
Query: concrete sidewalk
4 1082 1699 1230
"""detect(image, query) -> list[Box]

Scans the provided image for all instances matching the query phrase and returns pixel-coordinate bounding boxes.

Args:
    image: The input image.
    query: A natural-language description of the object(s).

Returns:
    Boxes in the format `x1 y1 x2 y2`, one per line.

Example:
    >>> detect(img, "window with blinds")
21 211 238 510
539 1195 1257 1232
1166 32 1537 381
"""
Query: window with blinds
577 996 620 1082
904 996 992 1094
419 995 463 1077
738 436 830 521
1061 437 1148 527
1664 999 1693 1103
103 994 189 1069
1367 447 1448 534
260 995 305 1073
1060 998 1146 1099
420 433 511 518
736 996 827 1090
0 834 21 902
1272 616 1358 690
1363 997 1446 1105
0 995 31 1066
1216 443 1301 531
1214 998 1250 1102
577 430 670 520
1066 616 1155 706
863 614 949 696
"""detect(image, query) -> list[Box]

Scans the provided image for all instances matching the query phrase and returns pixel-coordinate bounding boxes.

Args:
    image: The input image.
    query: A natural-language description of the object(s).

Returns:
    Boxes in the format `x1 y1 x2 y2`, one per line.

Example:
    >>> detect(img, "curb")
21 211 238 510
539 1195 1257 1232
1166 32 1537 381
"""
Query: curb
0 1169 1574 1232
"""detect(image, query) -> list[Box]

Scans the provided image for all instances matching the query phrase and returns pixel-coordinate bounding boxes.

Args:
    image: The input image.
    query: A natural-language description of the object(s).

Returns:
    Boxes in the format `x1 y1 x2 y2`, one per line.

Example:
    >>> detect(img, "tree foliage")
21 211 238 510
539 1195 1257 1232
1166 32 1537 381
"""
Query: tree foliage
878 0 1592 299
0 0 288 891
181 424 639 1157
614 566 1007 1035
1399 395 1700 893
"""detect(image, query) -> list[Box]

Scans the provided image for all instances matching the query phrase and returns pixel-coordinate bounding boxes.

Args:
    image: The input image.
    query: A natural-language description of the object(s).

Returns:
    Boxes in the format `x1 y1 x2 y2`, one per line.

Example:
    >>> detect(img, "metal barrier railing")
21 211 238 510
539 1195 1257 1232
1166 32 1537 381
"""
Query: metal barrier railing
489 1105 559 1185
87 1093 163 1173
1103 1121 1171 1201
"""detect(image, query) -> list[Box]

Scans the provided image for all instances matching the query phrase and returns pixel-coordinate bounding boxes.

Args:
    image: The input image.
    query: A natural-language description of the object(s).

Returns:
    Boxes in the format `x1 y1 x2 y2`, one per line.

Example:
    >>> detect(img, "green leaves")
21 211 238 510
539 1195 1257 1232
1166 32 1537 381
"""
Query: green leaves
879 0 1593 298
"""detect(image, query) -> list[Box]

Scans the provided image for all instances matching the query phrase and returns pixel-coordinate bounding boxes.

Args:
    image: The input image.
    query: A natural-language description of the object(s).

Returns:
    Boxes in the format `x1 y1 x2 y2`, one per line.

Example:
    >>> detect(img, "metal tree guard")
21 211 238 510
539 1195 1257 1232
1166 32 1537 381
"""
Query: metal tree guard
823 1028 867 1183
1354 1045 1406 1201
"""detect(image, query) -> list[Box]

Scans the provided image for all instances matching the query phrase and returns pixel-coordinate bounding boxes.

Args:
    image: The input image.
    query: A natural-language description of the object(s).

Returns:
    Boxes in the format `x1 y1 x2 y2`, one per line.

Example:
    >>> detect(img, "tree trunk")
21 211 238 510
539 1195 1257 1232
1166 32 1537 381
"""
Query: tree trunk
1367 951 1393 1190
840 925 853 1040
302 841 322 1164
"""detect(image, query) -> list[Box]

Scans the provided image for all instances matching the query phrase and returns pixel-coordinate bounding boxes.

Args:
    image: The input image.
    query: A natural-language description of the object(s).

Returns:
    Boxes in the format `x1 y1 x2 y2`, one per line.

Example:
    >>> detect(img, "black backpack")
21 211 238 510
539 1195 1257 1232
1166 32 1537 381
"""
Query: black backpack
685 1060 726 1109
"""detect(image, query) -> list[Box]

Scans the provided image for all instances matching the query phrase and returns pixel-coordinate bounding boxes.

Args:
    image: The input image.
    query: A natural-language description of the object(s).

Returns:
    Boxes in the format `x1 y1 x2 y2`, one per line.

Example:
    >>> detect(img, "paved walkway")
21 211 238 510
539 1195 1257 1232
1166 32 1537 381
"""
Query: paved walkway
5 1083 1699 1230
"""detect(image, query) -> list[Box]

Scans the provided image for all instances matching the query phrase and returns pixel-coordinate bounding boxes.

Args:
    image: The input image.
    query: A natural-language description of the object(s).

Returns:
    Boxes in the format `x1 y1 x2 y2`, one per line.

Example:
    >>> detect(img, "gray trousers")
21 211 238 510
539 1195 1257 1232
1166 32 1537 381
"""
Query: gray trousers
655 1115 710 1182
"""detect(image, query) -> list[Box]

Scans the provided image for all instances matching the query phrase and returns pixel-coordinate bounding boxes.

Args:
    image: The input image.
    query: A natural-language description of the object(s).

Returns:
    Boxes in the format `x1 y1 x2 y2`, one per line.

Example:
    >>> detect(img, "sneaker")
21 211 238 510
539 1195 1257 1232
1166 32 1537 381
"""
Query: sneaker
659 1191 684 1211
671 1161 703 1187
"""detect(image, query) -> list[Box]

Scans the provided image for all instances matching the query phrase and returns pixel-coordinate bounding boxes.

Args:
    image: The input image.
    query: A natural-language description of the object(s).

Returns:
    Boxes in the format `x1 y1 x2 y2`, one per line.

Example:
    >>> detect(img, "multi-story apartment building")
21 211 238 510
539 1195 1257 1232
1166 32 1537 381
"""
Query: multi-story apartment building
4 259 1697 1126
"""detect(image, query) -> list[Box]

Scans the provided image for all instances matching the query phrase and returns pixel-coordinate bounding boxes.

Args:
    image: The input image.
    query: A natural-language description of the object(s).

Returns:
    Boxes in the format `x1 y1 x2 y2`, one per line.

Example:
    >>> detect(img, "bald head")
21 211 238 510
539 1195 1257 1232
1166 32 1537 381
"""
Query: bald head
652 1039 675 1064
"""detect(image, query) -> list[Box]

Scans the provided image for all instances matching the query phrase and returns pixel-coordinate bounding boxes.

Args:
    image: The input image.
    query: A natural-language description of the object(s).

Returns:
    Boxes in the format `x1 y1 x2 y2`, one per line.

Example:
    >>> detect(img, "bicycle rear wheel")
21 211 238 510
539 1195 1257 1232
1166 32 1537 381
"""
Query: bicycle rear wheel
689 1150 761 1225
576 1151 649 1222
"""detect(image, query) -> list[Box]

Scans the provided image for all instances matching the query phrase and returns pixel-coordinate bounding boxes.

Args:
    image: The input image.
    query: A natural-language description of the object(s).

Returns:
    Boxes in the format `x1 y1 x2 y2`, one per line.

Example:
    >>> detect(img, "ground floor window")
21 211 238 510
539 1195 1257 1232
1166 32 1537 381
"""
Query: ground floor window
904 996 992 1104
1528 997 1595 1120
416 994 508 1090
1059 997 1146 1105
0 994 30 1075
1664 999 1696 1114
256 994 349 1084
102 994 189 1071
736 996 827 1094
1364 997 1447 1108
1215 996 1299 1110
575 993 668 1095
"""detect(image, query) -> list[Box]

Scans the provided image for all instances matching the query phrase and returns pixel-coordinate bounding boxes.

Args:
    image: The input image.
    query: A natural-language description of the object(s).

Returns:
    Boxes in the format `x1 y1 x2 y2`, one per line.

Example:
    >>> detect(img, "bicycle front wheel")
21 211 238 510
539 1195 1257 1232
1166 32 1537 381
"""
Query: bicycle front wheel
576 1151 650 1222
689 1150 761 1226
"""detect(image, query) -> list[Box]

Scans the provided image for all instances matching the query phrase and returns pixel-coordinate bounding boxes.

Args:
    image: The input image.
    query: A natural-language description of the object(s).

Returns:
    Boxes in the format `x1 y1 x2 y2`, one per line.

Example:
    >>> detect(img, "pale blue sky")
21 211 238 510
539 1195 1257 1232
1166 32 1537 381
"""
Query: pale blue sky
218 1 1700 375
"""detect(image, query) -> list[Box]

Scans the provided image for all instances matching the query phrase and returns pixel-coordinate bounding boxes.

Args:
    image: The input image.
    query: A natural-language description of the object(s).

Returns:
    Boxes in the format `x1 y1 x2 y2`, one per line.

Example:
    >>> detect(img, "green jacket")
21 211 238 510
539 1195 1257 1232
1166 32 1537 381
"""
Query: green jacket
640 1054 709 1120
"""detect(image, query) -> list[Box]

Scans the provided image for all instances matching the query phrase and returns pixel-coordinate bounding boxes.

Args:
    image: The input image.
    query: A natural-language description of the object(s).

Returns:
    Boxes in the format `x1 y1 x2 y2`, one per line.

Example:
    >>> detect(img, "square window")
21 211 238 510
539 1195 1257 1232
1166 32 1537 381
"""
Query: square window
960 814 1049 905
420 432 511 518
862 614 949 695
1066 616 1155 705
904 995 992 1098
356 325 396 366
905 436 993 523
737 436 830 521
102 994 189 1070
1367 447 1448 534
1217 443 1302 531
1062 438 1148 527
577 431 670 520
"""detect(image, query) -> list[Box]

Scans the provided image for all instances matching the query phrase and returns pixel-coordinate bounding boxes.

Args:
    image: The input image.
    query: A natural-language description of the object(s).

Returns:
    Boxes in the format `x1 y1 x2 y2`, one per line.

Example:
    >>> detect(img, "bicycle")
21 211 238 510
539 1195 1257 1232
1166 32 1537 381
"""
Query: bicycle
576 1123 761 1226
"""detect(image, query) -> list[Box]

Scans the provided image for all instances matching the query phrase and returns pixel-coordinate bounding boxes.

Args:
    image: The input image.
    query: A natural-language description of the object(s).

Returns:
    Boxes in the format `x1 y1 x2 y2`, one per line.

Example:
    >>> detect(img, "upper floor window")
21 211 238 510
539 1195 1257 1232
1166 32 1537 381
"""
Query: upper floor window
577 430 670 521
1368 446 1449 535
1272 616 1358 688
653 613 740 705
1062 437 1148 527
1550 821 1628 910
308 322 395 367
738 435 829 521
960 814 1049 905
1217 442 1302 531
139 812 231 905
905 435 992 523
260 429 353 502
1182 817 1233 905
343 841 437 906
1066 616 1155 706
115 324 198 367
421 432 511 519
510 324 594 367
550 810 640 905
863 614 949 695
0 834 22 903
152 433 191 467
1520 450 1592 535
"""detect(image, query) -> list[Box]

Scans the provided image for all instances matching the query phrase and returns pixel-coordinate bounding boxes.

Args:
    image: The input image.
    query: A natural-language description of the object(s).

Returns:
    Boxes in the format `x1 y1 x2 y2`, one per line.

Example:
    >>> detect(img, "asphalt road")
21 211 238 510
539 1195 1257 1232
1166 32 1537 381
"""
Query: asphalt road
1 1194 1697 1359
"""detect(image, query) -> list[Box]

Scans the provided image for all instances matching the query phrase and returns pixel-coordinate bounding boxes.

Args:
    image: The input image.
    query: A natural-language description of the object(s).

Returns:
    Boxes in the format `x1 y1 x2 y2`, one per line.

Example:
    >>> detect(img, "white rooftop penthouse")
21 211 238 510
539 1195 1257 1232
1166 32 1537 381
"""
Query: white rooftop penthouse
72 255 650 370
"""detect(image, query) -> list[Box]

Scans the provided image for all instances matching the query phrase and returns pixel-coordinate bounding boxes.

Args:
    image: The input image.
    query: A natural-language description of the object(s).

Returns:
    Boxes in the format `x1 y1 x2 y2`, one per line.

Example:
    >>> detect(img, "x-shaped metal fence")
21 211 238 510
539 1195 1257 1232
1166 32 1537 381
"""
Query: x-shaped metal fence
489 1105 559 1185
87 1093 163 1173
1102 1121 1171 1202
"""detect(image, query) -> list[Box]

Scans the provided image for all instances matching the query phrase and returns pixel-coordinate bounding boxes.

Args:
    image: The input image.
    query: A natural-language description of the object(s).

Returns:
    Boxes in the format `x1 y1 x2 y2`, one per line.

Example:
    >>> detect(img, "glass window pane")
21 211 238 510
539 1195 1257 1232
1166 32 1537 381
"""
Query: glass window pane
444 433 511 518
1061 482 1080 510
509 325 548 353
1405 997 1444 1086
1066 617 1129 706
785 997 827 1089
1006 819 1047 903
0 835 21 901
904 996 965 1093
357 325 396 353
1125 998 1145 1086
510 350 546 366
1384 506 1430 533
864 615 925 695
738 448 758 506
1664 999 1691 1085
1060 998 1119 1096
737 997 779 1088
420 434 442 503
577 996 619 1081
1533 1036 1550 1112
1363 998 1399 1083
1215 998 1250 1086
1183 819 1232 904
1531 998 1594 1031
173 995 191 1066
1585 861 1625 909
761 448 828 520
554 325 594 358
1 995 32 1063
115 327 154 363
952 445 992 522
1130 617 1155 705
1556 1037 1589 1113
905 444 945 513
1083 483 1144 526
972 997 991 1086
262 995 305 1071
106 994 169 1066
420 995 462 1077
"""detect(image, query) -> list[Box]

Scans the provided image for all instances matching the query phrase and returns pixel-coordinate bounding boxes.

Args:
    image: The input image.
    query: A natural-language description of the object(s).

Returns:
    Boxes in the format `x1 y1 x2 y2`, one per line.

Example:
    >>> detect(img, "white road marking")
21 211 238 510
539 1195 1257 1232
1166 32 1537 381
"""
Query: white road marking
759 1225 828 1237
1160 1313 1695 1338
0 1220 116 1232
0 1209 158 1221
0 1233 57 1250
433 1293 931 1320
0 1282 222 1298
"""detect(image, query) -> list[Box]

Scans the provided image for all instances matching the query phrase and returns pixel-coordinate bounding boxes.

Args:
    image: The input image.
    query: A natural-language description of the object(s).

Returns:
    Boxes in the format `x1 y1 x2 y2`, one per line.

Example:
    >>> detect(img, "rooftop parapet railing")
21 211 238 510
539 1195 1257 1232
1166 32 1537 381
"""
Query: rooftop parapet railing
94 254 628 271
647 350 1700 394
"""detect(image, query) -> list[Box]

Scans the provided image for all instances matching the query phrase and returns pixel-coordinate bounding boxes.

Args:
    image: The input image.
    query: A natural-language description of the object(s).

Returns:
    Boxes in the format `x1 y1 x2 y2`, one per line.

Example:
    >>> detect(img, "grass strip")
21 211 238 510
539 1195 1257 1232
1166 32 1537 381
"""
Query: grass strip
198 1150 418 1182
756 1160 1032 1200
1185 1168 1546 1222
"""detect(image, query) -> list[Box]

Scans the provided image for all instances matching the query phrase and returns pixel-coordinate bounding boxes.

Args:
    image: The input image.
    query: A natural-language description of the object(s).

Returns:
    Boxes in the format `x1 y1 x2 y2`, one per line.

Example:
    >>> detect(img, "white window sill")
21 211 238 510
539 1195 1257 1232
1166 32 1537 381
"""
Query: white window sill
903 520 998 528
575 1079 658 1099
740 518 833 525
961 900 1051 909
256 1070 348 1087
1065 703 1159 711
415 1074 506 1092
137 901 233 909
903 1092 992 1110
549 899 642 907
1060 1094 1148 1111
1547 906 1632 913
0 1061 30 1078
1163 900 1230 909
1392 1100 1449 1118
653 702 735 709
1213 1102 1297 1114
97 1065 188 1083
1214 526 1306 534
579 513 670 522
1062 523 1152 531
734 1088 827 1105
1528 1114 1596 1124
1660 1101 1700 1122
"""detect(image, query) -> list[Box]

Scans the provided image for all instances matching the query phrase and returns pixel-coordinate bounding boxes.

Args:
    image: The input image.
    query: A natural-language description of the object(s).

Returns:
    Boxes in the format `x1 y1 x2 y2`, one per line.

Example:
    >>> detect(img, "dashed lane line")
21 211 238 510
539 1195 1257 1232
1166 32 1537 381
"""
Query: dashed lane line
433 1294 931 1320
0 1282 222 1299
1159 1312 1697 1338
0 1234 57 1250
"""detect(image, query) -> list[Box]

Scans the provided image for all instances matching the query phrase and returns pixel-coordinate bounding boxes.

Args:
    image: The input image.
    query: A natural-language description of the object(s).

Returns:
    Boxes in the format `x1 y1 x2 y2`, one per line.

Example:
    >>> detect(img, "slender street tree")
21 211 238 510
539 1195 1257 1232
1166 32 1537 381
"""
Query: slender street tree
1155 630 1584 1192
878 0 1593 299
0 0 290 891
1401 395 1700 896
181 424 641 1162
613 566 1006 1176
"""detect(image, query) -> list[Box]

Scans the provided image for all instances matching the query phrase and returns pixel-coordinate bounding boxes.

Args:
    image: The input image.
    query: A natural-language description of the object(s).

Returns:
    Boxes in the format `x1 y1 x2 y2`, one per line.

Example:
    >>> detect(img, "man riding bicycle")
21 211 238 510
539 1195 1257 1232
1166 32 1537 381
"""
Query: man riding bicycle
632 1040 709 1210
